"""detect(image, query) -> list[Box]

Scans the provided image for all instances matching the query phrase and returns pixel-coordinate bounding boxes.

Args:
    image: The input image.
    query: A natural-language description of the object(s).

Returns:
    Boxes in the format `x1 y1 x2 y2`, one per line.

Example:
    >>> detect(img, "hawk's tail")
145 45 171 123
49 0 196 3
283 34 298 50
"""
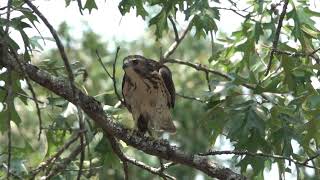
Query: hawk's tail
158 112 176 133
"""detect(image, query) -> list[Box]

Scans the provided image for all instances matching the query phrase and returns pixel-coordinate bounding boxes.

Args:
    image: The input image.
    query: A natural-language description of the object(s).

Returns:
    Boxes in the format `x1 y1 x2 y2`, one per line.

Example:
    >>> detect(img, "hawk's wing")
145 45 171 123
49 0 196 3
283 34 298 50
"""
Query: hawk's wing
122 74 132 112
159 66 175 108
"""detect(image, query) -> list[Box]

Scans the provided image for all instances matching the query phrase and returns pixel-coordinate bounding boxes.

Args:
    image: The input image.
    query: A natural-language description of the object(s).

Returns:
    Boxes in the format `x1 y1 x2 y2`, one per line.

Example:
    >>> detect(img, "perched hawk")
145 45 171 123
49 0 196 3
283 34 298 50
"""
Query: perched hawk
122 55 176 134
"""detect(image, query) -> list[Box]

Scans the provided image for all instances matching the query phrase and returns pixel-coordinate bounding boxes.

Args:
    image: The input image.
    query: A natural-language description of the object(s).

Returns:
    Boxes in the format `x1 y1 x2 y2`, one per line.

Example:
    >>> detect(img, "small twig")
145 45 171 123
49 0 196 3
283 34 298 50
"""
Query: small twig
96 48 124 105
6 68 13 180
76 0 83 15
30 132 81 177
205 71 211 91
0 6 8 11
27 77 43 140
168 15 179 42
267 47 320 64
45 142 88 179
210 31 214 57
309 47 320 56
176 93 207 103
112 47 123 104
303 153 320 165
164 58 231 80
77 115 85 180
106 135 175 180
96 47 125 104
265 0 289 76
4 0 12 34
216 7 258 22
7 46 44 141
4 1 13 178
199 150 320 170
164 58 270 101
95 50 112 79
163 21 191 59
272 49 305 57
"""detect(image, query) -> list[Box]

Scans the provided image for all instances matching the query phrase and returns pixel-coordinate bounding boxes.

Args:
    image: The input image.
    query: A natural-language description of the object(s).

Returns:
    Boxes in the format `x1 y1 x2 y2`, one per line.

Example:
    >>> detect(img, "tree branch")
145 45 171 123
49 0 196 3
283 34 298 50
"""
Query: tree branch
164 58 270 101
3 1 13 178
107 135 176 180
0 52 245 180
199 150 320 170
176 93 208 103
168 15 179 42
265 0 289 76
30 132 81 178
96 47 124 105
163 22 191 59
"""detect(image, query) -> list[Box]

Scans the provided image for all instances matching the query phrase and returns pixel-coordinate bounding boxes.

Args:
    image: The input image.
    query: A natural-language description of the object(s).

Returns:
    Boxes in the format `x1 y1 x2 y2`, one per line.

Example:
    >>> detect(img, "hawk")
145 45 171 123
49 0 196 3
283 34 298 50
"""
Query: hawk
122 55 176 135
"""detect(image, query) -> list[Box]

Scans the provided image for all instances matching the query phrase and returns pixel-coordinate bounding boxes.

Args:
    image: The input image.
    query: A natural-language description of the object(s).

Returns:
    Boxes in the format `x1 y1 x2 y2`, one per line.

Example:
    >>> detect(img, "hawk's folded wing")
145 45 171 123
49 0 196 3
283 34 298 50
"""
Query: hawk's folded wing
159 66 175 108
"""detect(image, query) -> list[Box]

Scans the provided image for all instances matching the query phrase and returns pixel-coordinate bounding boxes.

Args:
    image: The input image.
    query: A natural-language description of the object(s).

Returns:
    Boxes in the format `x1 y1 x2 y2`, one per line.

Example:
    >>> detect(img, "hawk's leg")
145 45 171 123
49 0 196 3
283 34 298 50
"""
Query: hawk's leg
137 115 148 135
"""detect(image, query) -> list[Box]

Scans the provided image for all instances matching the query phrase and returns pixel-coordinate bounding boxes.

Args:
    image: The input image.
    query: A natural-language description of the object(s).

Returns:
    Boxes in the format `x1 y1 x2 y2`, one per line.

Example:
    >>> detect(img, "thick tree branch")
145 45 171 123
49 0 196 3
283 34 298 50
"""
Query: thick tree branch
0 53 245 180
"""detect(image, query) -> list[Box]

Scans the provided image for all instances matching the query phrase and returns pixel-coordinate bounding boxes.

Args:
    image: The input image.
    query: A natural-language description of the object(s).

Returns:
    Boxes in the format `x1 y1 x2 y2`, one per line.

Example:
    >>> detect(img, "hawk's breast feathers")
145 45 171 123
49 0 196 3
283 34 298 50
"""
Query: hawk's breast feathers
122 55 176 133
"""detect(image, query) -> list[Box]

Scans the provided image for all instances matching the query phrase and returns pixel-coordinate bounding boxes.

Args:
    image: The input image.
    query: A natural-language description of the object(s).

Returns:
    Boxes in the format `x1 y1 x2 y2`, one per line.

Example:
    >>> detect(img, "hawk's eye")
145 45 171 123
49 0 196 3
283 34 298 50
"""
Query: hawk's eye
132 60 139 65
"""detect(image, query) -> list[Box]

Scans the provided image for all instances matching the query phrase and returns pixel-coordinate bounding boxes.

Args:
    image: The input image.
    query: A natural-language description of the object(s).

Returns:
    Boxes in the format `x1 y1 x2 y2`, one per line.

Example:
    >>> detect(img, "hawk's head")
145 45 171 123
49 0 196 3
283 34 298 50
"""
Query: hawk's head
122 55 159 78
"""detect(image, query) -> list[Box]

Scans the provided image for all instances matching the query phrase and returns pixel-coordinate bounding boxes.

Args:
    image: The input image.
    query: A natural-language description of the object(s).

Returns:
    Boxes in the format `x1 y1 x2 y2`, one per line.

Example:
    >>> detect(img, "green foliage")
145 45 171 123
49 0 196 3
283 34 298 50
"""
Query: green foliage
84 0 98 13
1 0 320 179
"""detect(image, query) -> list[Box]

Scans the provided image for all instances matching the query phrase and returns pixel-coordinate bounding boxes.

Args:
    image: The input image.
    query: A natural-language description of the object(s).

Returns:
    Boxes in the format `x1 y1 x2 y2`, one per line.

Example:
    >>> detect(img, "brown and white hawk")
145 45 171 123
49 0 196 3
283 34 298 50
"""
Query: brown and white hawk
122 55 176 135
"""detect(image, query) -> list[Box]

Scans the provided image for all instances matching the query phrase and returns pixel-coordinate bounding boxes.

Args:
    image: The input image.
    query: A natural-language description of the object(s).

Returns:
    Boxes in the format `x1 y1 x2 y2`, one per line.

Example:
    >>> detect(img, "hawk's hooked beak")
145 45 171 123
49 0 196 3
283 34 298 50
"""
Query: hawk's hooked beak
122 61 131 69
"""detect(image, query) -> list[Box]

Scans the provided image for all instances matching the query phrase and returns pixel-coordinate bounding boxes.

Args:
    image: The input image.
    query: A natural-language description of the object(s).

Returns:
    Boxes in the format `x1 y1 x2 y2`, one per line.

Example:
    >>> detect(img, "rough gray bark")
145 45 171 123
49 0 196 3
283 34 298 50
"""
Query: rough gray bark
0 53 246 180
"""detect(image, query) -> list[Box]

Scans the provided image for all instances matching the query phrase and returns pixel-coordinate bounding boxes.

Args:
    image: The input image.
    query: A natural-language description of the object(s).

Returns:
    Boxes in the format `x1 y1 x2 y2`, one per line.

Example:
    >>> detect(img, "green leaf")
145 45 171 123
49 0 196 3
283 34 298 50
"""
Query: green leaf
254 22 263 43
65 0 72 7
118 0 148 19
84 0 98 13
281 55 296 92
0 103 22 132
303 95 320 110
300 25 320 38
237 156 266 177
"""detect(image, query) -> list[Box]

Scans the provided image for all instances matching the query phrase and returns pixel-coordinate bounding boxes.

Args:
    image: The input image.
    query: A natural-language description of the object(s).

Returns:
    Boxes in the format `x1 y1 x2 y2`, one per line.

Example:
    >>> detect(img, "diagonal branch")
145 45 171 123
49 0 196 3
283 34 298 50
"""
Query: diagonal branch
30 132 81 178
265 0 289 76
163 21 191 59
96 47 124 105
168 15 179 42
1 52 245 180
107 134 175 179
